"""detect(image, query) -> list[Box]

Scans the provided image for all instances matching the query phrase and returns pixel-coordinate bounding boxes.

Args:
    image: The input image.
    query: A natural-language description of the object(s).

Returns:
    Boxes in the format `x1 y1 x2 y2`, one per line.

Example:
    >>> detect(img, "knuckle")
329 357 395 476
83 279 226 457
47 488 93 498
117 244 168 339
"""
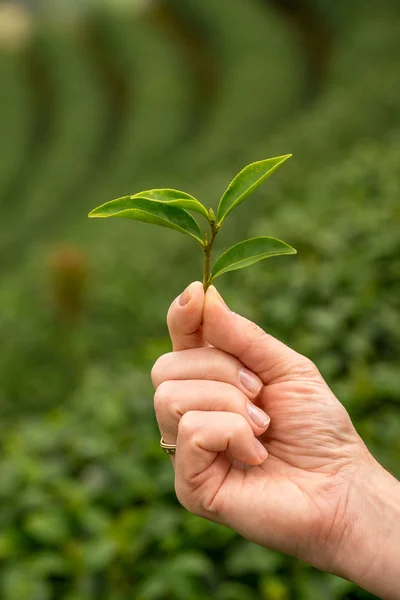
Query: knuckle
175 482 218 519
174 483 186 509
244 317 265 339
153 380 173 412
298 355 320 378
174 483 196 514
151 352 173 387
178 411 198 438
238 318 267 367
175 474 211 517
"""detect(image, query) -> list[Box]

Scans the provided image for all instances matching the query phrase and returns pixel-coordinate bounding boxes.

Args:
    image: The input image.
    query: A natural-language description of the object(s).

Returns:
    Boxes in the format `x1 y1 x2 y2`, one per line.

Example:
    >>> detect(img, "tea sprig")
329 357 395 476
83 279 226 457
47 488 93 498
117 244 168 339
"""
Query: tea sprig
89 155 297 290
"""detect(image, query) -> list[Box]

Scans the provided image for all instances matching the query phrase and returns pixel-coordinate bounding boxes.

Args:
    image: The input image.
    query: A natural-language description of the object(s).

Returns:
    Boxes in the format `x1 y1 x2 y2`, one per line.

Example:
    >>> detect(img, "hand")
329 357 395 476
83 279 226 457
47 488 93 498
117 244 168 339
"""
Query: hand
152 282 400 599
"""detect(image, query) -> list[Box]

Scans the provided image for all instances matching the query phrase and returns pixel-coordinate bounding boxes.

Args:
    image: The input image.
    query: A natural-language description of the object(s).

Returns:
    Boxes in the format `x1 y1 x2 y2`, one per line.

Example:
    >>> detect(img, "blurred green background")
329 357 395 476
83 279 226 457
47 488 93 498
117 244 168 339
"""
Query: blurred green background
0 0 399 598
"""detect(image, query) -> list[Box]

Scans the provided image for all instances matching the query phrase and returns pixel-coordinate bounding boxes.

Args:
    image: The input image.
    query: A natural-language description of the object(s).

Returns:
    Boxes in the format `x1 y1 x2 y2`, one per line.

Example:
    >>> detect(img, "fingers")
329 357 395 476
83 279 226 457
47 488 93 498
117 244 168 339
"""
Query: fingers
174 411 268 516
203 286 321 384
151 347 263 400
175 411 268 496
167 281 205 351
154 379 270 444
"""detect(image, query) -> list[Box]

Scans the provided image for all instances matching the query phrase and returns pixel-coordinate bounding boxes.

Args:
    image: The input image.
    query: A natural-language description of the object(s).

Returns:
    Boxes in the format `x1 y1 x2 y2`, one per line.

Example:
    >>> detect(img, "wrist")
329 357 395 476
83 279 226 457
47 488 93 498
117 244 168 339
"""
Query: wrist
333 455 400 599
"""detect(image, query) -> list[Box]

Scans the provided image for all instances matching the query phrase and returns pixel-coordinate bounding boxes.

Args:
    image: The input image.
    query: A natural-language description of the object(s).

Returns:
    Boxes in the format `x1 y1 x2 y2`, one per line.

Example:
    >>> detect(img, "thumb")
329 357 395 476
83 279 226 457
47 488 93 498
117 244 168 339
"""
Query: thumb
203 286 317 384
167 281 206 351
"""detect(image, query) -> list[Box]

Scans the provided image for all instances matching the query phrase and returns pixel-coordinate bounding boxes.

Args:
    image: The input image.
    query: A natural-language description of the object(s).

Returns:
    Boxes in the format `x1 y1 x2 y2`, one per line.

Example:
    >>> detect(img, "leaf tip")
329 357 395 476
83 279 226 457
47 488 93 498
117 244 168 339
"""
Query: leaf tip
88 207 103 218
285 243 297 255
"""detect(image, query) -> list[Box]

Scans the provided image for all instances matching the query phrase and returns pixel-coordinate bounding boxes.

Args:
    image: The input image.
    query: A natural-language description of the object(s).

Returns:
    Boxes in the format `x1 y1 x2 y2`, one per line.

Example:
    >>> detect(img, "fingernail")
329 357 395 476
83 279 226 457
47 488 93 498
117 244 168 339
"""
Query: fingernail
239 366 262 395
247 401 270 428
178 284 192 307
254 438 268 460
210 286 229 309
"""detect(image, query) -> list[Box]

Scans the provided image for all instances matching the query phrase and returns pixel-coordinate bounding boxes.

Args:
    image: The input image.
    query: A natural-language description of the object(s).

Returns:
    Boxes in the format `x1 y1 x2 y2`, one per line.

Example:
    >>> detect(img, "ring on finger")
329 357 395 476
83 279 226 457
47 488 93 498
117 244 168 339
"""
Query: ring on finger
160 437 177 455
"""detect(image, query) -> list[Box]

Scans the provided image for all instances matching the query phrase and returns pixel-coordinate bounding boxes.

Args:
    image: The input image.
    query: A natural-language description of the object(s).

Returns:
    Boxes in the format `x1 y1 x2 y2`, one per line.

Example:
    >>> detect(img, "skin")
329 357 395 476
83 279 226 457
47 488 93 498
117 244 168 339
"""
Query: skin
152 281 400 599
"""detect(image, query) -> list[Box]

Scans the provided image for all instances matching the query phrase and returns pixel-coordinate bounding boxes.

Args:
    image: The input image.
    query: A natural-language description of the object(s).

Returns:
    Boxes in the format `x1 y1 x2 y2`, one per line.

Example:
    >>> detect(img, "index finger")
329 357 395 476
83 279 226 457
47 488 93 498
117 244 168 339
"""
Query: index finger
167 281 206 351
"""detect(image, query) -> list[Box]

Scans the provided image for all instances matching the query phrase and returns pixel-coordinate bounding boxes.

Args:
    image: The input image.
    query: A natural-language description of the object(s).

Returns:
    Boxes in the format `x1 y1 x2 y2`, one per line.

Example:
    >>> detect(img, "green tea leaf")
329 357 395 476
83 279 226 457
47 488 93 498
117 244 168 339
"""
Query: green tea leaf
131 188 209 219
217 155 292 223
211 236 296 281
89 197 203 244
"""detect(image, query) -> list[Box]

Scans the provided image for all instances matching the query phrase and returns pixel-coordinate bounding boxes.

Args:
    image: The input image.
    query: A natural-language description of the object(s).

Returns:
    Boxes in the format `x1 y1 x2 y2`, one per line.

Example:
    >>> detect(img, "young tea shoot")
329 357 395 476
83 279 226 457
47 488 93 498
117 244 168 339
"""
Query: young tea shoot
89 155 297 290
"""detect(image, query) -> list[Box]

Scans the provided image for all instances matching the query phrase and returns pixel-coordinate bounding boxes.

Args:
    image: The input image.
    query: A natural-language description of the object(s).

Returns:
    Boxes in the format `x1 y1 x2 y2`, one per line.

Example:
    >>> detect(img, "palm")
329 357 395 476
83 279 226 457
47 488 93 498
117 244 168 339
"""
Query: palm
258 376 358 471
201 374 363 565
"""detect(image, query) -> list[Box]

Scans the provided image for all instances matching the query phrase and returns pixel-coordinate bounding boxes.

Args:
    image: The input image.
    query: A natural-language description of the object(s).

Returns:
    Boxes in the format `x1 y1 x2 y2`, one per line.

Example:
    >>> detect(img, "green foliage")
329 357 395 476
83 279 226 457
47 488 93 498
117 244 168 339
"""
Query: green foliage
1 0 400 598
211 237 296 281
89 157 296 289
89 196 204 244
216 156 291 224
130 189 209 219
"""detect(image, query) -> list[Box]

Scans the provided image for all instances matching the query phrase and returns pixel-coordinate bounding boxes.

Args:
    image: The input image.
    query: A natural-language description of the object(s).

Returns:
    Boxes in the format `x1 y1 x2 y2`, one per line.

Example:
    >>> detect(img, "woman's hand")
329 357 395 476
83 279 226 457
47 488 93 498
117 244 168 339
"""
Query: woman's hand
152 282 400 599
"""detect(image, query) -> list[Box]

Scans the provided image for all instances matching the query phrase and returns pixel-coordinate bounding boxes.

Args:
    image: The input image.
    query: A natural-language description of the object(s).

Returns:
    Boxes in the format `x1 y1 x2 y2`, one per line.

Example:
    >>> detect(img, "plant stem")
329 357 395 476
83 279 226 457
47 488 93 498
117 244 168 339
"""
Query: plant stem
203 220 218 291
